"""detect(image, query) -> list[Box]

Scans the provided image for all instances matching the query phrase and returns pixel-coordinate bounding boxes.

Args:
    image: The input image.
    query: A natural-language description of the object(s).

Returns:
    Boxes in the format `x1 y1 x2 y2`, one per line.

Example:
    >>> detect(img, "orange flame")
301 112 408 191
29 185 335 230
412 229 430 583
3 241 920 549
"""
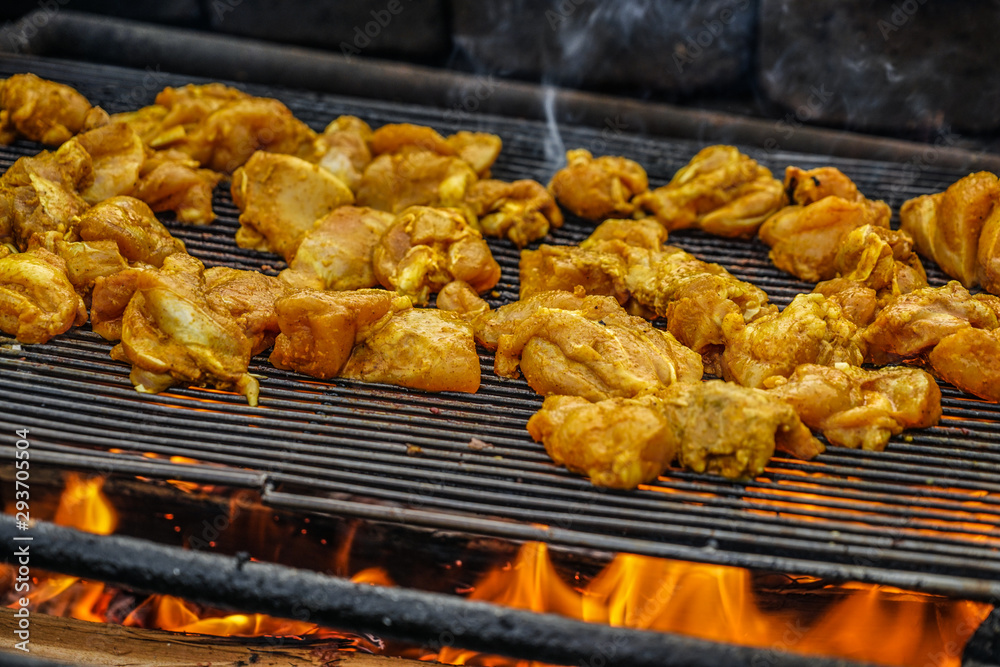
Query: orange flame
54 474 118 535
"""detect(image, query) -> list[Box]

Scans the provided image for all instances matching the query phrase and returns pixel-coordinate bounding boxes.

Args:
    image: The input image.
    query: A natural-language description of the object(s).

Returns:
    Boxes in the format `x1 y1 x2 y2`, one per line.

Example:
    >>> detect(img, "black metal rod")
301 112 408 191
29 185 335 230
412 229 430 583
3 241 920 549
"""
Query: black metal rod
0 515 874 667
2 10 999 172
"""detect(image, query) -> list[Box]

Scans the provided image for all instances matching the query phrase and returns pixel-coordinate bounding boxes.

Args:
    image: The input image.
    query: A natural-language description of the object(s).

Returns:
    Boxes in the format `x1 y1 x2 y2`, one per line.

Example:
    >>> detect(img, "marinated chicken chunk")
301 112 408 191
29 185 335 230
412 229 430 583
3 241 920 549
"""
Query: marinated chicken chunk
90 267 145 340
269 289 404 380
834 224 927 297
980 203 1000 294
759 194 891 283
900 171 999 288
357 150 478 214
548 149 648 221
494 306 703 401
368 123 501 177
464 179 563 247
231 151 354 260
783 166 863 205
474 288 620 350
765 364 942 451
862 281 1000 364
311 115 373 191
436 280 490 318
76 196 186 267
341 306 481 393
131 149 222 224
204 267 290 355
372 206 500 305
579 217 669 253
111 253 259 404
0 73 101 145
634 145 786 237
929 327 1000 402
527 393 679 489
0 247 87 344
27 231 127 298
70 122 146 204
280 206 395 291
812 278 880 329
519 244 629 304
446 131 502 177
721 293 864 388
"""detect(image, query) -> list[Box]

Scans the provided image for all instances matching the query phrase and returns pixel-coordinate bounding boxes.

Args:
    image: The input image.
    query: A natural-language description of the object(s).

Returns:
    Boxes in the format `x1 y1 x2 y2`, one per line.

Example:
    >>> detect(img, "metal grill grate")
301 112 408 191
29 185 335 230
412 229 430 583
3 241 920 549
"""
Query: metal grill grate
2 54 999 602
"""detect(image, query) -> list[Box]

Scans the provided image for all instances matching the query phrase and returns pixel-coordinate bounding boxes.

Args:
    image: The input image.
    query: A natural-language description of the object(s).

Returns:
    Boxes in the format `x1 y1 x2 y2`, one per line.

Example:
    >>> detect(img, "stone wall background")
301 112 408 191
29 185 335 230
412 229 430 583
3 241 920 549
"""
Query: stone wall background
2 0 998 142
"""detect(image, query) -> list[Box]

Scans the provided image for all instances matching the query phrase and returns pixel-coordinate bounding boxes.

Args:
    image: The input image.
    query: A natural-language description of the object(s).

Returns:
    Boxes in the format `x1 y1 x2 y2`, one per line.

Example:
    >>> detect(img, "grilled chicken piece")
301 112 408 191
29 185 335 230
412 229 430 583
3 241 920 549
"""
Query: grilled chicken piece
231 151 354 260
372 206 500 305
0 141 92 249
111 253 259 405
759 195 891 283
784 166 863 205
446 131 502 177
76 196 185 268
70 122 146 204
721 293 865 388
624 245 775 357
474 288 620 350
131 149 223 224
151 84 317 173
368 123 502 177
929 327 1000 402
0 247 87 344
765 364 942 451
529 380 823 487
635 145 786 238
204 267 290 355
580 217 669 252
311 115 373 191
0 73 103 146
812 278 880 329
519 244 629 304
548 149 649 221
900 171 999 288
280 206 395 291
341 306 481 393
269 289 404 380
834 224 927 296
464 179 563 247
357 150 478 214
90 267 145 340
862 281 1000 364
527 393 680 489
27 231 127 299
436 280 491 318
495 306 703 401
980 203 1000 294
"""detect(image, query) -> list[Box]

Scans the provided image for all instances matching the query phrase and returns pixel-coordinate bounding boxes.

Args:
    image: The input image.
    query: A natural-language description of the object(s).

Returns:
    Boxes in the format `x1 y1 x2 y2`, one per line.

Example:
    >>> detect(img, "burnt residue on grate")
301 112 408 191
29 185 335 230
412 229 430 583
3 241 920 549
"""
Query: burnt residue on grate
1 55 999 601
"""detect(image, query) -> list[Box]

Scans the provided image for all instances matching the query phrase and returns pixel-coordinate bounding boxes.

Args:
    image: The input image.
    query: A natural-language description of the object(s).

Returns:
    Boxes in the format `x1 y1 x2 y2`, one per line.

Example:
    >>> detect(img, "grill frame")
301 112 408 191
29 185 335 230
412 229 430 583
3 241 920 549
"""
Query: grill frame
1 52 1000 609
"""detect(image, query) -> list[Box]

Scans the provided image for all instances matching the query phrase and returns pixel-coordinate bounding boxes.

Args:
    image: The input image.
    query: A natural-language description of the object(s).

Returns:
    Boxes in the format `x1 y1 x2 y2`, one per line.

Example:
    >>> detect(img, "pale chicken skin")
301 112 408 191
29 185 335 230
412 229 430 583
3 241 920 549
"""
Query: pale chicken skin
372 206 500 305
527 393 680 489
635 145 786 238
0 73 101 145
900 171 999 289
341 306 481 393
548 149 649 221
764 364 942 451
0 247 87 344
464 179 563 247
356 149 478 214
494 306 703 401
75 196 186 267
111 253 260 405
721 293 865 388
203 267 290 356
862 281 1000 364
231 151 355 260
269 289 405 380
280 206 395 291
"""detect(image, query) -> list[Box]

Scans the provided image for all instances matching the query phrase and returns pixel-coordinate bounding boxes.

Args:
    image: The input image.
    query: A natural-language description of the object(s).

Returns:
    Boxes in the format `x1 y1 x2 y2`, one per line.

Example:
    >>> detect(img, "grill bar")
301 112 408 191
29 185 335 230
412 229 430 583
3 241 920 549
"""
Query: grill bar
1 54 999 601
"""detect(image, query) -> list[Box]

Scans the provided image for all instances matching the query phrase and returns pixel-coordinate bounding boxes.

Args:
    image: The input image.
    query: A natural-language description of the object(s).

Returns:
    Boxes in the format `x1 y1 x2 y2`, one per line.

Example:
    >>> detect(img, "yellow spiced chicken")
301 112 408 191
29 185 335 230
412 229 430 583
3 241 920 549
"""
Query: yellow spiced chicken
203 267 290 356
26 231 127 299
764 364 942 451
131 148 223 224
635 145 786 237
310 115 373 191
0 73 106 146
464 178 563 247
357 149 478 214
75 195 186 267
547 149 648 221
759 166 892 282
494 302 703 401
0 247 87 344
372 206 500 305
231 151 355 260
900 171 999 289
110 253 260 405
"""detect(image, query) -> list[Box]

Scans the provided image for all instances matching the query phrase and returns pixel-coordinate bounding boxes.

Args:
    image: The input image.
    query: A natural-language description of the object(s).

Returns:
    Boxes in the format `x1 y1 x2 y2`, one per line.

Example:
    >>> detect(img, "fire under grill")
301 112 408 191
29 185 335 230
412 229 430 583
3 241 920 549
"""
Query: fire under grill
2 50 1000 649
